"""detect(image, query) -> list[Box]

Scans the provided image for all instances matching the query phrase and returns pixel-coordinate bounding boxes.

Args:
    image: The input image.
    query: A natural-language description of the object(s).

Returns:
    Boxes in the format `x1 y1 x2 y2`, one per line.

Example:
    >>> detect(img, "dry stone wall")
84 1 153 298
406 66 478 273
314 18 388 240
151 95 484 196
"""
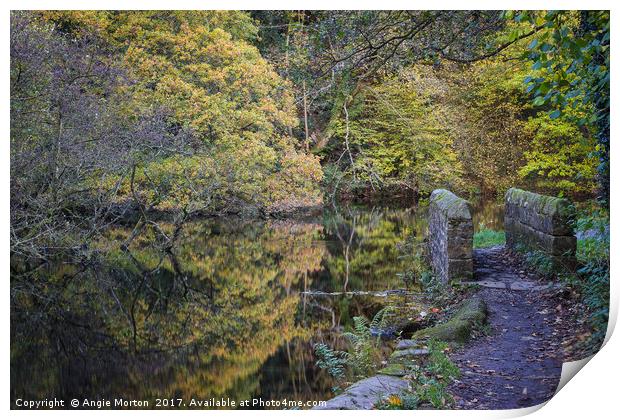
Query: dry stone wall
504 188 576 268
428 189 473 283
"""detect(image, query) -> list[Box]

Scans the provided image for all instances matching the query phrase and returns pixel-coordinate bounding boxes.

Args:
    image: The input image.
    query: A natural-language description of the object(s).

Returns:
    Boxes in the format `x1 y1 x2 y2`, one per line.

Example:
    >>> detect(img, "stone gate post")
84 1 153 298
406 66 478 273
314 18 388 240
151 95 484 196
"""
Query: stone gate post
428 189 474 283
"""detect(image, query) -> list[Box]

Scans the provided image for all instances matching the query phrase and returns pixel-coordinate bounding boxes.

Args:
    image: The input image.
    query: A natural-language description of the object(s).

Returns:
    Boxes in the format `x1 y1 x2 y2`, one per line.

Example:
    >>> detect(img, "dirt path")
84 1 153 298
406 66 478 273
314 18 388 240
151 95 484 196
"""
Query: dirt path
448 246 564 409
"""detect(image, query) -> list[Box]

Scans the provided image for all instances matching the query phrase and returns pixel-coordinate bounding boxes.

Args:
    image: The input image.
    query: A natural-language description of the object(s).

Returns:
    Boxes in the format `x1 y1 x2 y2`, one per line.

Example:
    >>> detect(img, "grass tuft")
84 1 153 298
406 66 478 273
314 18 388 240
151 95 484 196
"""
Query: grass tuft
473 227 505 249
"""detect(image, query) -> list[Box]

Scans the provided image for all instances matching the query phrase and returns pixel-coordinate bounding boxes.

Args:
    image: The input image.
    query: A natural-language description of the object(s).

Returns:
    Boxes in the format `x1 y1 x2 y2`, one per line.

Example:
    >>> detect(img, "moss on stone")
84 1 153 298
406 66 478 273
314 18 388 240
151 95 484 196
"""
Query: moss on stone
390 348 430 360
452 296 487 323
411 319 472 343
378 363 412 376
430 189 472 221
410 297 487 344
505 188 573 218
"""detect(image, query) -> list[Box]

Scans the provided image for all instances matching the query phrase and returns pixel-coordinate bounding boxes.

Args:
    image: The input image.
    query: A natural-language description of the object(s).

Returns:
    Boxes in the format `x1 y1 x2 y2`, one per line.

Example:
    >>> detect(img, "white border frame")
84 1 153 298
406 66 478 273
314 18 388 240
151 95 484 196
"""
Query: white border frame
2 2 617 419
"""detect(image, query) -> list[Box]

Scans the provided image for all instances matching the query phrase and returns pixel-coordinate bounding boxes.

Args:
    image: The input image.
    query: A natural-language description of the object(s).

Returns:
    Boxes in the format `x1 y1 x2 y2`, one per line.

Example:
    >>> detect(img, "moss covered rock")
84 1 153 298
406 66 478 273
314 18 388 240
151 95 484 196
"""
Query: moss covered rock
411 297 487 344
390 348 430 360
378 363 413 376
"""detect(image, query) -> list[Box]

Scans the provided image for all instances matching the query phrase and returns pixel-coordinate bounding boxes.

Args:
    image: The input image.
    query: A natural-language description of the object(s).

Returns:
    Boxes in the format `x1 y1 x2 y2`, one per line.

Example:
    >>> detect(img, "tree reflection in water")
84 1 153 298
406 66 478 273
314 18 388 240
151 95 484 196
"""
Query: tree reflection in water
11 206 428 408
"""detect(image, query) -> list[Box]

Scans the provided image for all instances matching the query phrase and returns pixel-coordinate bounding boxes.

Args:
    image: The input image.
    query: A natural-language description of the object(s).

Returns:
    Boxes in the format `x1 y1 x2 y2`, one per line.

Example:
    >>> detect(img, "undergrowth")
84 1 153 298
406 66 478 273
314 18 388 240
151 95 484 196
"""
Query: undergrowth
573 207 609 349
314 318 461 409
376 340 460 409
515 204 609 352
395 233 428 288
314 307 394 392
419 271 455 307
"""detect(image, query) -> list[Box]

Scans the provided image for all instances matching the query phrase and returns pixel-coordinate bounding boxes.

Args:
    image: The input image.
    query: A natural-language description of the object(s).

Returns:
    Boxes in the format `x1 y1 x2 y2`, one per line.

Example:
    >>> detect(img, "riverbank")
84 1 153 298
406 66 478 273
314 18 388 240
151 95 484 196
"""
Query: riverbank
316 244 605 409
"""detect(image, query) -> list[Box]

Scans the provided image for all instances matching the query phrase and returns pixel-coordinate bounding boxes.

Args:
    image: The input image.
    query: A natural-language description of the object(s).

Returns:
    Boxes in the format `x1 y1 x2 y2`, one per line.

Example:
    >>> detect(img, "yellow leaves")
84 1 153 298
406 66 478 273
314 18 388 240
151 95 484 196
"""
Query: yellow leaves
263 147 323 211
39 10 322 213
386 394 403 407
44 11 297 142
519 112 598 195
38 10 110 36
114 135 322 214
335 69 463 193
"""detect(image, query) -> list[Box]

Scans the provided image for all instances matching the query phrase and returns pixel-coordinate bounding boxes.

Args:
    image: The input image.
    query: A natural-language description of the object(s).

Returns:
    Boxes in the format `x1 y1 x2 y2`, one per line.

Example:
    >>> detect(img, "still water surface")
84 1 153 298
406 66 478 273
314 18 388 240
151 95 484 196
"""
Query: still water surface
11 201 502 408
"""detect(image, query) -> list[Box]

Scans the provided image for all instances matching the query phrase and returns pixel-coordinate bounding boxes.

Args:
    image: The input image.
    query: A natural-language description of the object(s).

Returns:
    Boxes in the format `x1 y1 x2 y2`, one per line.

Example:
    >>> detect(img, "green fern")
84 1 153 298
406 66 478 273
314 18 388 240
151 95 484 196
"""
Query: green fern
313 343 349 389
370 306 395 331
316 307 395 382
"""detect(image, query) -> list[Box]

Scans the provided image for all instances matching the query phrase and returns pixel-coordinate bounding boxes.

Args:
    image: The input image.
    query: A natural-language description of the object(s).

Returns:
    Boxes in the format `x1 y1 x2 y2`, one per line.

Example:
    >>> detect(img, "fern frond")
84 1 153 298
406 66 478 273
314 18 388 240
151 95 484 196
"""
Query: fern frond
342 331 361 345
370 306 395 330
313 343 348 381
353 315 370 337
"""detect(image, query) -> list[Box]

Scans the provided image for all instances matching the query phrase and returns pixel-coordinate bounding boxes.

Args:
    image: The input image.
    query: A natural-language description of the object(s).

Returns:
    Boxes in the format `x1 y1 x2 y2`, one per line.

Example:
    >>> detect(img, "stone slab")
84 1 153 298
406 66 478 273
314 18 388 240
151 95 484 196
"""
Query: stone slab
395 339 419 350
314 375 409 410
390 348 430 359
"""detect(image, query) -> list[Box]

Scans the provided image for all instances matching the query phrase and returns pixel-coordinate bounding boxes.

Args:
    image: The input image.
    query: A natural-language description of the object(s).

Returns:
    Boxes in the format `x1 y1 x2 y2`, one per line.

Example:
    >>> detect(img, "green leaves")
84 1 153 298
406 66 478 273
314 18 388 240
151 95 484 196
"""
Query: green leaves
314 343 349 382
532 96 546 106
327 70 463 195
508 10 609 200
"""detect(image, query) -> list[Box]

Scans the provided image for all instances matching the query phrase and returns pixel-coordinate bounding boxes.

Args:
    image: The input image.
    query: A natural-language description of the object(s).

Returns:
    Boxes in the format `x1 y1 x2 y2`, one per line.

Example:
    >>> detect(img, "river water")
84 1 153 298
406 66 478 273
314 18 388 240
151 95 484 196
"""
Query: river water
10 200 503 408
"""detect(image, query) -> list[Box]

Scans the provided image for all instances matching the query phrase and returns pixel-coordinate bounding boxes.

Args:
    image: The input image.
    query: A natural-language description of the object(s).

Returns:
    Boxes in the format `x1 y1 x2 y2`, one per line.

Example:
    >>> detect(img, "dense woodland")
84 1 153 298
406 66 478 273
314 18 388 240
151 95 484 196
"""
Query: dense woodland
11 10 609 260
